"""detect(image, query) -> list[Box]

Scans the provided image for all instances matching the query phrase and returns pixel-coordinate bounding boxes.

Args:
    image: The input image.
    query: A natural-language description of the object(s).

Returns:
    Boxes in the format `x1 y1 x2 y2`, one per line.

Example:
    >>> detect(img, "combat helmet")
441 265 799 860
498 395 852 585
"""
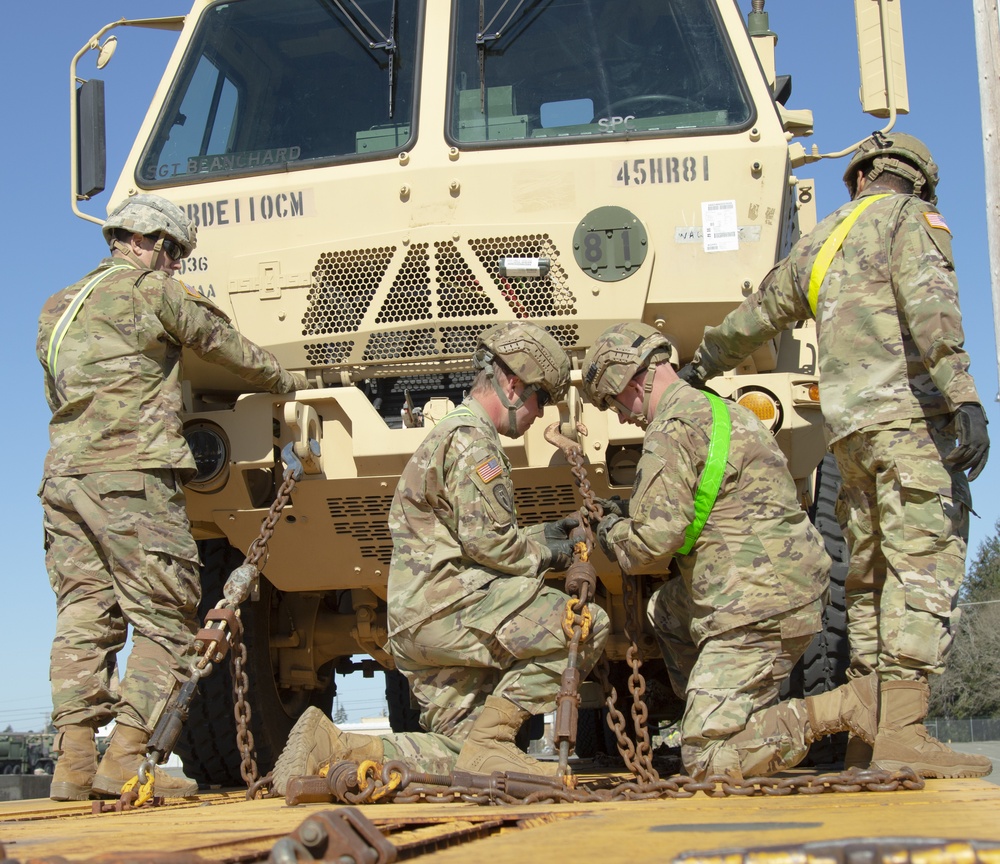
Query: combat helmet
473 321 570 432
102 193 197 257
843 131 939 204
582 322 678 424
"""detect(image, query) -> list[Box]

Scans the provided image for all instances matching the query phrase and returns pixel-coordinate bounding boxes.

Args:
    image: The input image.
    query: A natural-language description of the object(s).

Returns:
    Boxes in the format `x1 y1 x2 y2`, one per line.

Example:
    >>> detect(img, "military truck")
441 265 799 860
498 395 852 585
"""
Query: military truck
0 733 55 776
68 0 908 785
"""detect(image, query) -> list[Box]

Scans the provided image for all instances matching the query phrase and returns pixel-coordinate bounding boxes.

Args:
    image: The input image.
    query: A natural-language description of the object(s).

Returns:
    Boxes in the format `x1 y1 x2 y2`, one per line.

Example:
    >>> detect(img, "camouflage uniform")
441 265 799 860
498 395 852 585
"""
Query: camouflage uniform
38 256 300 734
386 397 610 766
689 190 978 680
602 381 830 778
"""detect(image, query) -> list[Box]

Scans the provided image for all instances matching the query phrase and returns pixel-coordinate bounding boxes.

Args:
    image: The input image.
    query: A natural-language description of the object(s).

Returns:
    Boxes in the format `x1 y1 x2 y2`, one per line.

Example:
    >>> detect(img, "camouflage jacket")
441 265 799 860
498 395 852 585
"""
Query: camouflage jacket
689 191 980 444
387 397 548 636
604 381 830 646
38 256 297 478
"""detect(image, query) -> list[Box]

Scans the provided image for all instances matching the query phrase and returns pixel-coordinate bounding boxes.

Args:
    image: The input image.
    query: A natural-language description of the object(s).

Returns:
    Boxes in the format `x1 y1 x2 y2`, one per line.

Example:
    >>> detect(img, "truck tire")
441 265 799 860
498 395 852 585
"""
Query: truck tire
175 539 336 787
786 453 850 766
385 669 422 733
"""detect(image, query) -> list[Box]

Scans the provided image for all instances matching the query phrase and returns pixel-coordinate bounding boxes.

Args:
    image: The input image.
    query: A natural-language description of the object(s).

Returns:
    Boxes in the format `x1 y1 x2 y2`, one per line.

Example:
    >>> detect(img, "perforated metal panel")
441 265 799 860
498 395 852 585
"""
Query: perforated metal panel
514 483 579 525
326 494 395 566
301 236 580 369
364 328 437 362
435 241 499 318
546 324 580 349
304 246 396 335
440 324 489 356
376 243 431 324
304 339 355 365
468 234 577 320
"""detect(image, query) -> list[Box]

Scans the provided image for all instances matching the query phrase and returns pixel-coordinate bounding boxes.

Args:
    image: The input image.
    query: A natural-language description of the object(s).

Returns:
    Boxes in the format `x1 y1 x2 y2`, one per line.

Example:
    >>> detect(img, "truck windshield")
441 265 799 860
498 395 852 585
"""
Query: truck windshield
139 0 419 186
449 0 752 145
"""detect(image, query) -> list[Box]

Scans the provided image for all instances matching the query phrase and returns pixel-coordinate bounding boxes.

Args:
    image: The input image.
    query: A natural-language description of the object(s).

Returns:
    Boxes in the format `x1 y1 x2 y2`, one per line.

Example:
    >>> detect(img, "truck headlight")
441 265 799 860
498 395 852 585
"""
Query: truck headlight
183 421 230 492
735 388 783 433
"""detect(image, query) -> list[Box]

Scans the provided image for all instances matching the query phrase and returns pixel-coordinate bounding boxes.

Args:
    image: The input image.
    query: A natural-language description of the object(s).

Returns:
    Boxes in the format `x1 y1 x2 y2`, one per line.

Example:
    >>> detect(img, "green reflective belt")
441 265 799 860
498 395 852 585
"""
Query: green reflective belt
46 264 131 377
677 391 731 556
807 193 889 316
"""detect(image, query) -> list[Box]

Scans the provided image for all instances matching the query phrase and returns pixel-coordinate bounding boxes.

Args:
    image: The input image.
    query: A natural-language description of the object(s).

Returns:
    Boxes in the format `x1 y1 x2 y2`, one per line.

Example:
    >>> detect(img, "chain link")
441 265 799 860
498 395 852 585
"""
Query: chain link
293 759 925 806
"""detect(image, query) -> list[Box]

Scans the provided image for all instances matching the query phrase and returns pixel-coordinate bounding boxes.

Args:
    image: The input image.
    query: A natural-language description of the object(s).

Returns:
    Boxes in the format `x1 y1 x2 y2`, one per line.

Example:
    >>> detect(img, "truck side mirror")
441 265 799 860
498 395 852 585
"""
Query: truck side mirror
76 78 107 200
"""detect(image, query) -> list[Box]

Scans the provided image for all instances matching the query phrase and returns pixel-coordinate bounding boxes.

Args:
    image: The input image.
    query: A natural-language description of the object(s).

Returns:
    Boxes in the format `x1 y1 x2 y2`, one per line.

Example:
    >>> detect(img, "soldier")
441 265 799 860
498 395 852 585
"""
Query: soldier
273 322 609 792
39 194 310 801
681 132 991 778
582 323 877 781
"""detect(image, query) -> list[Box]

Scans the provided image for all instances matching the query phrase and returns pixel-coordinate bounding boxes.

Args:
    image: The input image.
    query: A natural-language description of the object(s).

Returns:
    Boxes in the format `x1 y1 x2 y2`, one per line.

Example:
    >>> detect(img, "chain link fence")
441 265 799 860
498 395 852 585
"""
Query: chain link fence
925 717 1000 742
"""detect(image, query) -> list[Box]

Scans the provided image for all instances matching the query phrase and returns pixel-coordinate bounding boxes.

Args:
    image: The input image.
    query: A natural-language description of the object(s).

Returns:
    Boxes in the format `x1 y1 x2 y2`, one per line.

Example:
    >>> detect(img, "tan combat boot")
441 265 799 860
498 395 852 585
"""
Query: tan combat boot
50 725 98 801
871 680 992 778
453 695 560 777
272 706 385 796
804 672 878 745
92 724 198 798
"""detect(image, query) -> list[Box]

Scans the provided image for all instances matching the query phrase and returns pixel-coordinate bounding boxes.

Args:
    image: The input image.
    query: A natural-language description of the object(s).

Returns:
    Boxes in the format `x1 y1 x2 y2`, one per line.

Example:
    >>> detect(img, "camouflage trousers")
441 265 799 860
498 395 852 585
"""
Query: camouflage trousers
386 575 610 770
41 470 201 733
833 416 970 681
648 577 821 779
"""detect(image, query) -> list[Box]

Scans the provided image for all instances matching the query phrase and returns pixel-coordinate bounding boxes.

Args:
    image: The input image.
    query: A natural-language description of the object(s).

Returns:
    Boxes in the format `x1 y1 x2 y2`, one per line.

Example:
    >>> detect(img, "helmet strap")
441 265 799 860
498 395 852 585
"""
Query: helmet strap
484 359 528 435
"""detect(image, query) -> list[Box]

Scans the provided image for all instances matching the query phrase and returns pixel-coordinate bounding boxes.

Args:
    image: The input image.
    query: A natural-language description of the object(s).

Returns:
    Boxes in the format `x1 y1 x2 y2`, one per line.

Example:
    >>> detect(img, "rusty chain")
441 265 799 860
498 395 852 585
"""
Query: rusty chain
283 758 925 807
119 454 303 809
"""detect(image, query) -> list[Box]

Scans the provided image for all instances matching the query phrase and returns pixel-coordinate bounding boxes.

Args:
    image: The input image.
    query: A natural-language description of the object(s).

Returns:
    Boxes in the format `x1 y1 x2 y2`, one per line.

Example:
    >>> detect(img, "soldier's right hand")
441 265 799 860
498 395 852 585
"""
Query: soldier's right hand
677 363 707 390
946 403 990 480
593 495 629 520
540 537 575 572
596 514 624 560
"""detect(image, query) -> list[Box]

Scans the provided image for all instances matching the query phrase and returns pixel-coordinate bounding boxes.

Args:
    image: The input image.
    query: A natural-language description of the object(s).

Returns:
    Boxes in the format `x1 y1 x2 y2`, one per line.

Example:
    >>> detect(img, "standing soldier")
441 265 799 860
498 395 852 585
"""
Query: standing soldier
582 322 875 781
39 194 309 801
681 132 991 778
273 322 608 790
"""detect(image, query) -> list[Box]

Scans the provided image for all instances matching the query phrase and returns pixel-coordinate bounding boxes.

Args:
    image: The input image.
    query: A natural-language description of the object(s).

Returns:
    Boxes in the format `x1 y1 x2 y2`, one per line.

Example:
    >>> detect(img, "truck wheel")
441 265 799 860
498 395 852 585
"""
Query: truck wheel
175 539 336 787
385 668 422 733
786 453 850 766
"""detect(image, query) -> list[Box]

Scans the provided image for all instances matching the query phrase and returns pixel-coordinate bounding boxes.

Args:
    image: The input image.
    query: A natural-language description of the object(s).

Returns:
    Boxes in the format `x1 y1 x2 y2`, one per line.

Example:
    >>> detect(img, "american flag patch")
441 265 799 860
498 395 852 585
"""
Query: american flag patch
476 456 502 483
925 212 951 233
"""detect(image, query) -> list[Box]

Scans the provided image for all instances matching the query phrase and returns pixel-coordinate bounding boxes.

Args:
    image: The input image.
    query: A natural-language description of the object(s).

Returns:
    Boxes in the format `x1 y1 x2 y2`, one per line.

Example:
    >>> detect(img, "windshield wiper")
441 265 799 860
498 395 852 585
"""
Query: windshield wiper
476 0 532 45
326 0 399 117
476 0 532 114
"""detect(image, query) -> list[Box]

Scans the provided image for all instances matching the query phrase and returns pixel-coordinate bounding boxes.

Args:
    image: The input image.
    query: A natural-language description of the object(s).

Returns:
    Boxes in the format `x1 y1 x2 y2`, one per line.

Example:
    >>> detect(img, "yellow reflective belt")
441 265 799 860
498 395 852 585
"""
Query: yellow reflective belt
677 391 731 556
807 194 889 316
46 264 131 376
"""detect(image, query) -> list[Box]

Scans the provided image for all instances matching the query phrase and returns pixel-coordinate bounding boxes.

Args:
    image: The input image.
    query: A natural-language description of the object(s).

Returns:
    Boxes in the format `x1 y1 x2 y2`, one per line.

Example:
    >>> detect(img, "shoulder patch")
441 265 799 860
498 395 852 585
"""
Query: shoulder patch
924 211 950 234
476 456 503 483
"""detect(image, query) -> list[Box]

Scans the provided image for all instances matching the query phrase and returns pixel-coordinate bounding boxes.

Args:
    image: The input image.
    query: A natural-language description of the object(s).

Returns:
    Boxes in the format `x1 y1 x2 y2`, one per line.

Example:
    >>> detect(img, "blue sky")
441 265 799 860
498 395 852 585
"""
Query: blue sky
2 1 997 733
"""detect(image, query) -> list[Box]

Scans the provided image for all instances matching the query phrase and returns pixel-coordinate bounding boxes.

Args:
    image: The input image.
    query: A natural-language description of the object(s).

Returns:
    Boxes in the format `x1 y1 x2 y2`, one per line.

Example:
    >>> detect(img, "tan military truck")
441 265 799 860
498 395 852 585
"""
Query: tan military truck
70 0 907 784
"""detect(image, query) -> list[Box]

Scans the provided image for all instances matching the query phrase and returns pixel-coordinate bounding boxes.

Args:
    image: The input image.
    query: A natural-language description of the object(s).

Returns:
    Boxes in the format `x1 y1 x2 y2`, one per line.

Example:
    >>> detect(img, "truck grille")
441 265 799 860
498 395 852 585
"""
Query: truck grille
301 235 579 369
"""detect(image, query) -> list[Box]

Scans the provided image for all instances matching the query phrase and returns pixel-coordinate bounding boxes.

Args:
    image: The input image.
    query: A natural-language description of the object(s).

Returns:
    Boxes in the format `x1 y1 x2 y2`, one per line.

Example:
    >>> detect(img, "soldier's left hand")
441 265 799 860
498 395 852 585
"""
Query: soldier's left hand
289 371 311 390
946 403 990 480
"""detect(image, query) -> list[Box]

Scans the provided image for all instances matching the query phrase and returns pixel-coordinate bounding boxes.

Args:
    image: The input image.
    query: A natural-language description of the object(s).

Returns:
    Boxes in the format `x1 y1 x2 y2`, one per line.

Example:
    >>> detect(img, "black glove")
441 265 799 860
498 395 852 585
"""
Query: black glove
596 514 624 560
946 403 990 480
540 539 575 572
540 516 579 572
594 495 629 520
677 363 707 390
543 515 580 542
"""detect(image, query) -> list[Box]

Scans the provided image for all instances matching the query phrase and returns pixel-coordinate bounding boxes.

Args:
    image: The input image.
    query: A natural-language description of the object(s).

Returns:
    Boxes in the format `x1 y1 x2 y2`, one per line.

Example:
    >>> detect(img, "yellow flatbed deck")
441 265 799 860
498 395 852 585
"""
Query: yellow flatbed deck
3 775 999 863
